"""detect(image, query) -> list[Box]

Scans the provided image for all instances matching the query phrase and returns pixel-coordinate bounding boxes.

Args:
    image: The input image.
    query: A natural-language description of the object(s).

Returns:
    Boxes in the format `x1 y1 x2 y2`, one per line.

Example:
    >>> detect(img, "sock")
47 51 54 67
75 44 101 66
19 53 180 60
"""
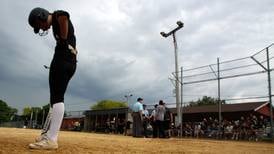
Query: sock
46 102 64 142
41 107 52 135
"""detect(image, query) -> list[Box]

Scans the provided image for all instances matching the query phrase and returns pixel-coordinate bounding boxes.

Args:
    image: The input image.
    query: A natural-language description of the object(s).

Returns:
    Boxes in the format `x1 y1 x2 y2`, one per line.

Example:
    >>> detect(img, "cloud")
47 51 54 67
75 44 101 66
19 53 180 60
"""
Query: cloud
0 0 274 114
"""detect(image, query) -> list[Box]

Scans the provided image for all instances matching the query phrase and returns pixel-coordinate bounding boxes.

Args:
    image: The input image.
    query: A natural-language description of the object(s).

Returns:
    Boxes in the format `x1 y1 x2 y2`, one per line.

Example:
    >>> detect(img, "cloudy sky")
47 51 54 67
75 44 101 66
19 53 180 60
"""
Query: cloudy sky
0 0 274 114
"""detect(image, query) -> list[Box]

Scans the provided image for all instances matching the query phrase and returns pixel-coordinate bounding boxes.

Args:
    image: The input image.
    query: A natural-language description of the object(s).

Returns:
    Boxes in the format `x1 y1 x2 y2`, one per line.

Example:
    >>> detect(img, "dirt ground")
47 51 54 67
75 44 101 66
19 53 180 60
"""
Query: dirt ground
0 128 273 154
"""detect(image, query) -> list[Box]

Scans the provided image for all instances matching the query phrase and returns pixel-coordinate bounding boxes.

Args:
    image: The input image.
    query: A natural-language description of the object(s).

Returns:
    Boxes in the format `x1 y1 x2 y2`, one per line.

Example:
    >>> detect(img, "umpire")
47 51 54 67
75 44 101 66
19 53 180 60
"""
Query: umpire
131 98 144 137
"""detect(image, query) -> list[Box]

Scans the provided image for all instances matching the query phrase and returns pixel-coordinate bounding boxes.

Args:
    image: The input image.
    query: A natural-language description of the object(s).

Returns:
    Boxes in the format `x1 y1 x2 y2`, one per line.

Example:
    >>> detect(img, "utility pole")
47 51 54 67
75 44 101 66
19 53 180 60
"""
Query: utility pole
180 66 183 137
161 21 184 126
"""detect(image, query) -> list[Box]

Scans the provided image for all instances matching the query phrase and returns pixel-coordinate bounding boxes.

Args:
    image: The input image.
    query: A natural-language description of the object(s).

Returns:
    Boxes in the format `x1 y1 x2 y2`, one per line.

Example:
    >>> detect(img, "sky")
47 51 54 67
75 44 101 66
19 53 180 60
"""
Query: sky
0 0 274 114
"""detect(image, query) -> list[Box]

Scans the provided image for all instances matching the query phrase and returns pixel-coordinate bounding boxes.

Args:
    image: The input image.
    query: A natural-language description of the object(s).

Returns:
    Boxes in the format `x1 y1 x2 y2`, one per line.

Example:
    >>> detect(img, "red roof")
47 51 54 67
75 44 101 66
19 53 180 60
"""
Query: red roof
170 101 268 114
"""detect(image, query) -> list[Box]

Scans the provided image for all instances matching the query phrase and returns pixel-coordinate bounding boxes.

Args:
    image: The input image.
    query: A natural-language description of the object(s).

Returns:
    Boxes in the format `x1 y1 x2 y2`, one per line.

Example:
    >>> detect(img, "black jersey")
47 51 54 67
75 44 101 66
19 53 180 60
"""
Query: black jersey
51 10 76 62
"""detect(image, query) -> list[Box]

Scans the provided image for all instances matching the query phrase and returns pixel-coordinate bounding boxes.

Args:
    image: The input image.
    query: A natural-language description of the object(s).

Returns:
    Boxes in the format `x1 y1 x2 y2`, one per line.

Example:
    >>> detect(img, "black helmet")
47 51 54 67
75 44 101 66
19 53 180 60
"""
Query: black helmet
28 7 49 34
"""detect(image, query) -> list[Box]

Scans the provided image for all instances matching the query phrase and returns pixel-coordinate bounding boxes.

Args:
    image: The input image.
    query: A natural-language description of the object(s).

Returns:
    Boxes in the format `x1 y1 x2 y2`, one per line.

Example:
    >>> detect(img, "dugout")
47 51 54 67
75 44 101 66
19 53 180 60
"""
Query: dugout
61 115 85 131
84 107 130 133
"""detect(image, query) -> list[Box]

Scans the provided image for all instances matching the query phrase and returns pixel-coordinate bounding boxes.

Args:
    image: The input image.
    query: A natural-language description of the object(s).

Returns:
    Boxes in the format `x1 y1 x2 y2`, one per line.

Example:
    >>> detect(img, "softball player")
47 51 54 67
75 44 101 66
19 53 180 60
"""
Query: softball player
28 7 77 150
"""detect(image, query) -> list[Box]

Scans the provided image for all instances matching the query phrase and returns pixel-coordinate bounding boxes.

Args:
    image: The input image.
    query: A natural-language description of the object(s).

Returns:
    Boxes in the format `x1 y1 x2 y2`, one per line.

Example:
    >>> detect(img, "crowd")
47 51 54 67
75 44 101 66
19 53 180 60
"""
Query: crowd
105 117 125 134
130 98 271 141
174 114 271 141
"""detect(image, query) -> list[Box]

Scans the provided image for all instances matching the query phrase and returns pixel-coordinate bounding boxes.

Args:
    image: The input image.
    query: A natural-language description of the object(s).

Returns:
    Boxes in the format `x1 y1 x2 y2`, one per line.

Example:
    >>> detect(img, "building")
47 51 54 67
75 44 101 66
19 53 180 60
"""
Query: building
84 107 129 133
170 101 274 122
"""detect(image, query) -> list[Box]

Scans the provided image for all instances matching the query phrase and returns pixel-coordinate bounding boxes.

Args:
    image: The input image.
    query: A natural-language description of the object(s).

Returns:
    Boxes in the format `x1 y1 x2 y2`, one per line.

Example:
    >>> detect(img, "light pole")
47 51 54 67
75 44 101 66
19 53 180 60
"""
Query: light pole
125 94 133 106
124 94 133 136
161 21 184 126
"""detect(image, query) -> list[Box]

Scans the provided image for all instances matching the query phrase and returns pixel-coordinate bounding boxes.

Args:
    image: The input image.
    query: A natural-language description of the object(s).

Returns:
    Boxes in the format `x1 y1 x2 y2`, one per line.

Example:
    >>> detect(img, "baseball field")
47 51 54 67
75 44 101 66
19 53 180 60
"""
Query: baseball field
0 127 273 154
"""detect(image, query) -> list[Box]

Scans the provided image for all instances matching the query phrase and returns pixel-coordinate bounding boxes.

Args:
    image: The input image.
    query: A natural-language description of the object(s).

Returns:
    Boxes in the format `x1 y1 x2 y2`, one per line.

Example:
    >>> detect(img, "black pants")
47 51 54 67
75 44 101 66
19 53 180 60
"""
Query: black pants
152 121 157 138
164 120 171 137
49 55 76 105
143 119 149 137
156 120 166 138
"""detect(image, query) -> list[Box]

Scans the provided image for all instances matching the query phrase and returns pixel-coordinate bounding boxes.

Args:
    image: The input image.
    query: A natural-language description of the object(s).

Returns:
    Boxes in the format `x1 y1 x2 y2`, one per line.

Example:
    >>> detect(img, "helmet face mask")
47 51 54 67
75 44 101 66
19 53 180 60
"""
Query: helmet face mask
35 20 50 36
38 30 48 36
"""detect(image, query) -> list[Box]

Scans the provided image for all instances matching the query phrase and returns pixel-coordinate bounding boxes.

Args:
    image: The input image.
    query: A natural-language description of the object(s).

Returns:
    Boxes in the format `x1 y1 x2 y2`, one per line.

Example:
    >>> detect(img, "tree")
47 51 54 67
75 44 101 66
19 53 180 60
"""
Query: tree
41 103 51 122
0 99 18 122
91 100 127 110
42 104 50 113
23 106 32 116
23 106 44 121
188 96 225 107
22 103 51 128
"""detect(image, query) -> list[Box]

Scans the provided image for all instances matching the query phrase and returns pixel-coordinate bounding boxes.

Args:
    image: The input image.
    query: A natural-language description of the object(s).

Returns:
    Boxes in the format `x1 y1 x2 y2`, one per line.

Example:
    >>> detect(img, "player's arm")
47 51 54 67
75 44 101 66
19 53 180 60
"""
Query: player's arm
58 15 68 40
56 15 69 49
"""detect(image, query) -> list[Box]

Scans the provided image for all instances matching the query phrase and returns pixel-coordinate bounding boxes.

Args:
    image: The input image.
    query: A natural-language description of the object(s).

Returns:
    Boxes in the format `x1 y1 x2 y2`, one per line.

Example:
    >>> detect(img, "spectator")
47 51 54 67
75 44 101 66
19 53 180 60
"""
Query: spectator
131 98 144 137
155 100 166 138
73 121 80 131
163 103 173 138
224 122 233 140
194 122 202 138
24 118 28 129
105 118 111 133
150 104 158 138
200 119 207 137
232 120 240 140
125 121 132 136
117 118 125 134
258 115 267 129
110 117 116 133
185 123 193 137
142 104 150 138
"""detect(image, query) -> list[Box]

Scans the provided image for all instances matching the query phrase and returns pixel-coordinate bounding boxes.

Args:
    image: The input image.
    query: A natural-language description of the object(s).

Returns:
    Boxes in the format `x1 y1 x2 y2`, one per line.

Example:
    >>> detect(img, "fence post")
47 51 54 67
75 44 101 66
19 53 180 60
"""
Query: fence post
180 66 183 138
217 58 222 138
266 47 273 141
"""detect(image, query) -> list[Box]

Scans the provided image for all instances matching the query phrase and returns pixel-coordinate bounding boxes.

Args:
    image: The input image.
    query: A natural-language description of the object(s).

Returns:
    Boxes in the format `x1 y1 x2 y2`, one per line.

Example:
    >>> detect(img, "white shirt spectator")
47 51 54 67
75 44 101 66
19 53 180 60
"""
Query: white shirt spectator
155 105 165 121
131 101 143 112
143 109 149 118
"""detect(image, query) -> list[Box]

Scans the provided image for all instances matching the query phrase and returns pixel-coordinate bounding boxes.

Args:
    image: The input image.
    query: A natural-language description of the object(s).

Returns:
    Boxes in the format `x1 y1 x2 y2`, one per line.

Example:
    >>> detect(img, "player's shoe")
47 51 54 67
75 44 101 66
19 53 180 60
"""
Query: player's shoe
35 133 47 142
29 136 58 150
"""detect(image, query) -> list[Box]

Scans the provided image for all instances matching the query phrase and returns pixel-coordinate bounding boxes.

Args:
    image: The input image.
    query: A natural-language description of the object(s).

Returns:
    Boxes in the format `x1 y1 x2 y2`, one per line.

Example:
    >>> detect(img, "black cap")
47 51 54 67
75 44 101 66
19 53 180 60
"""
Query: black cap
28 7 49 34
137 98 143 101
159 100 164 105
